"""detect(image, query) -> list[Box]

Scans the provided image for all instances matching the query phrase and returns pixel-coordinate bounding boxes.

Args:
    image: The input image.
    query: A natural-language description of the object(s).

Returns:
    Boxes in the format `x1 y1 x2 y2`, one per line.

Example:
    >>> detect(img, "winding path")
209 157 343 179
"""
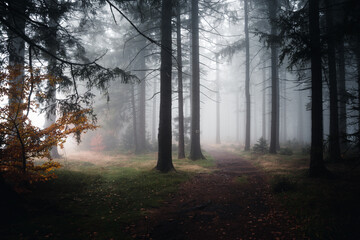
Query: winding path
132 148 300 240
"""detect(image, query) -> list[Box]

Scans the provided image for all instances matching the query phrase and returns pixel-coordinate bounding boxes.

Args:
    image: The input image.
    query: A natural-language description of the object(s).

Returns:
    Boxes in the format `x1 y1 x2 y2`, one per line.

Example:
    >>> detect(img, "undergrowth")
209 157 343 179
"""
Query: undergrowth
232 148 360 239
1 151 215 239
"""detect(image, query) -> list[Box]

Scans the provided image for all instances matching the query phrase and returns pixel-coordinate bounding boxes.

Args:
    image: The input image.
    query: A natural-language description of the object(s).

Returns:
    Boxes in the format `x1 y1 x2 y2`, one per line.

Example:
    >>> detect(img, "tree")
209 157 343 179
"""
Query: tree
156 0 174 172
325 0 341 161
43 0 61 158
215 53 221 144
176 1 185 159
0 66 96 186
269 0 279 154
136 37 147 153
189 0 205 160
244 0 251 151
131 84 139 153
309 0 327 177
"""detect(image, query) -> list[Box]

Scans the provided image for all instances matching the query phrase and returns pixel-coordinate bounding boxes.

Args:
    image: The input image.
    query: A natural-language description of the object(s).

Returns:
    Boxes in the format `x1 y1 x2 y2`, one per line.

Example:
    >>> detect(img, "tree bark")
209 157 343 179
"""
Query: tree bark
189 0 205 160
244 0 251 151
269 0 279 154
337 36 347 151
176 2 185 159
152 80 157 143
131 84 139 153
156 0 174 172
7 0 27 171
137 38 147 153
44 0 60 158
297 87 304 145
325 0 341 161
281 69 287 143
236 89 240 142
309 0 327 177
262 60 267 140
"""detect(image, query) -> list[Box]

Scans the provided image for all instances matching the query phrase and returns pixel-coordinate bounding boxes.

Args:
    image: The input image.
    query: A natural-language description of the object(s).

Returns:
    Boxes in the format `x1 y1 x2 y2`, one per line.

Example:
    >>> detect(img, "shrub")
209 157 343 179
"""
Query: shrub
279 147 293 155
271 176 297 193
252 137 268 154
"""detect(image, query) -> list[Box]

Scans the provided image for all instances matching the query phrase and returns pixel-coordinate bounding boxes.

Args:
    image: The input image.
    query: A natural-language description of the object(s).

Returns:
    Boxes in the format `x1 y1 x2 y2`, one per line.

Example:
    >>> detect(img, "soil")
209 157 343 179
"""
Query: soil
129 148 302 240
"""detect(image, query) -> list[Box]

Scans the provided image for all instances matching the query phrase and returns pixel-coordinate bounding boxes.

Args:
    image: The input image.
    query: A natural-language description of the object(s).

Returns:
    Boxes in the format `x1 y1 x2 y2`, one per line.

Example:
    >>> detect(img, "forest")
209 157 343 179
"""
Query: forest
0 0 360 239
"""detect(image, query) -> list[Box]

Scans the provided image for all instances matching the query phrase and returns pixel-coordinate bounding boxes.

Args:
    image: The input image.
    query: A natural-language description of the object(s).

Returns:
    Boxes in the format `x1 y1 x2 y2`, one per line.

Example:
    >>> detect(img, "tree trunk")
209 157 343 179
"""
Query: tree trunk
244 0 251 151
269 0 279 154
137 38 147 153
325 0 341 161
176 2 185 159
337 37 347 151
131 85 139 153
189 0 205 160
156 0 174 172
44 0 60 158
309 0 327 177
358 51 360 151
298 88 304 145
262 60 267 140
357 36 360 151
236 90 240 142
152 80 157 143
7 0 26 171
216 54 221 144
281 69 287 143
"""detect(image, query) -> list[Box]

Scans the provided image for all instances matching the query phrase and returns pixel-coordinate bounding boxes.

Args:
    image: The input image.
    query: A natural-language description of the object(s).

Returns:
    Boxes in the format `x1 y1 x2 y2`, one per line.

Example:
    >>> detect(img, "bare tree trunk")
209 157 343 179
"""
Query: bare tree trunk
176 2 185 159
358 52 360 151
137 38 147 153
357 36 360 151
216 54 221 144
131 85 139 153
297 88 304 145
325 0 341 161
7 0 26 171
152 80 157 144
189 0 205 160
236 90 240 142
309 0 327 177
244 0 251 151
282 69 287 143
44 0 60 158
337 37 347 151
156 0 174 172
262 60 267 140
269 0 279 154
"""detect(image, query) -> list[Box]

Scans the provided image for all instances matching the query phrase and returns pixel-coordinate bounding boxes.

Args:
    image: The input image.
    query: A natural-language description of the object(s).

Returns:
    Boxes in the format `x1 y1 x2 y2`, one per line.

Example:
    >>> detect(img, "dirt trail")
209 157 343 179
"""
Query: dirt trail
131 148 300 240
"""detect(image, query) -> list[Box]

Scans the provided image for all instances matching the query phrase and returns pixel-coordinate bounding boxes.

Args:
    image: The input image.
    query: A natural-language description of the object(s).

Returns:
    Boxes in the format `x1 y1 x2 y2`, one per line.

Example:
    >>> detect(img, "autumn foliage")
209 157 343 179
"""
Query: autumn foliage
0 66 97 186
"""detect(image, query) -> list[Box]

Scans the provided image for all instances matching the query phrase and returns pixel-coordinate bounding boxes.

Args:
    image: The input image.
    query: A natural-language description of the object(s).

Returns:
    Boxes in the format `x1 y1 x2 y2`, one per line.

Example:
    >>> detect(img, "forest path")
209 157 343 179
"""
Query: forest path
131 148 299 240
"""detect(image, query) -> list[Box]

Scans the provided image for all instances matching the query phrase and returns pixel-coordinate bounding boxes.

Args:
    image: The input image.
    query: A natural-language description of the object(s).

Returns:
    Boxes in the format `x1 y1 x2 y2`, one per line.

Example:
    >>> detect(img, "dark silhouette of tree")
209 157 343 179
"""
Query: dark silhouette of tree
325 0 341 161
176 1 185 159
269 0 279 154
244 0 251 151
43 0 61 158
189 0 205 160
215 53 221 144
156 0 174 172
309 0 327 177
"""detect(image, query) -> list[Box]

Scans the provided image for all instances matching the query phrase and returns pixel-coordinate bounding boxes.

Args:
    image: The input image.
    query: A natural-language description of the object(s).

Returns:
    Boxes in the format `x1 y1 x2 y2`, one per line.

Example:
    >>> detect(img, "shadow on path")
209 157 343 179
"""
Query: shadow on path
131 148 300 240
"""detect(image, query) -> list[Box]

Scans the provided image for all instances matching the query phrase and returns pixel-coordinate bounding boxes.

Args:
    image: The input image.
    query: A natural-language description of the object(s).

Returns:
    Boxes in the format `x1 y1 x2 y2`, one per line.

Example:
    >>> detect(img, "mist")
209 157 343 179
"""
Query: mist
1 0 360 239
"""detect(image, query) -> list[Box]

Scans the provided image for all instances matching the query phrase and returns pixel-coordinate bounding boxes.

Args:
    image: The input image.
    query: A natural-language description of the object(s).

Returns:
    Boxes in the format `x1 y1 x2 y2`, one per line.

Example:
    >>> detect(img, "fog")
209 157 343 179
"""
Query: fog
10 0 354 158
48 0 316 156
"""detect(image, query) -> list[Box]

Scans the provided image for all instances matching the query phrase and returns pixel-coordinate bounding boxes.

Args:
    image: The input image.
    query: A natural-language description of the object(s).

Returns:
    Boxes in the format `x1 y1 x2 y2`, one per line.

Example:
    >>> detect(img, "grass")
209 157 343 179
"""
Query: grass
231 147 360 240
1 151 215 240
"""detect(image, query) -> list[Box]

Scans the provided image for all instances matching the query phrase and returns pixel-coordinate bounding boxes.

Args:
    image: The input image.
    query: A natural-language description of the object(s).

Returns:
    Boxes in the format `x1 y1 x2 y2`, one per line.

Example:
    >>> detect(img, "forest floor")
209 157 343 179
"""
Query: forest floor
1 146 359 239
129 148 303 240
